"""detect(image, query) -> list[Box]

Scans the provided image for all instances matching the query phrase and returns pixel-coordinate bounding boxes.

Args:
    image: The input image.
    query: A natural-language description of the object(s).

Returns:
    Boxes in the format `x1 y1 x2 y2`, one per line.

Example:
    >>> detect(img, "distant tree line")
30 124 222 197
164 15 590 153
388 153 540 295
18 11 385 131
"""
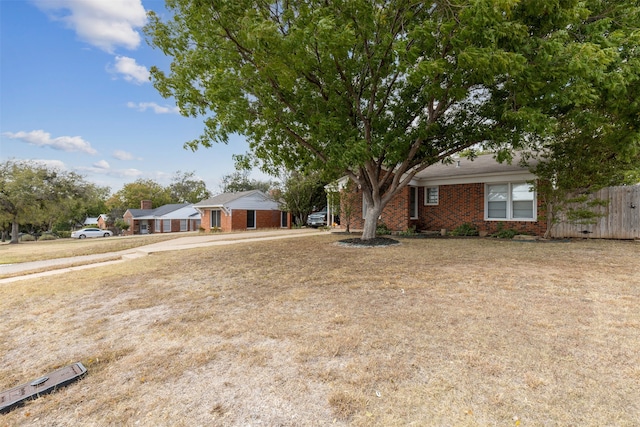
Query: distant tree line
1 159 333 243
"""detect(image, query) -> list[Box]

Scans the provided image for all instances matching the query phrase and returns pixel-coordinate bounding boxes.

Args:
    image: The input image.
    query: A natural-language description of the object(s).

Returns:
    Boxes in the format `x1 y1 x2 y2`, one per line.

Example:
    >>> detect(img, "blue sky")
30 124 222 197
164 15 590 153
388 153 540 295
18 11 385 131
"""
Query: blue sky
1 0 264 195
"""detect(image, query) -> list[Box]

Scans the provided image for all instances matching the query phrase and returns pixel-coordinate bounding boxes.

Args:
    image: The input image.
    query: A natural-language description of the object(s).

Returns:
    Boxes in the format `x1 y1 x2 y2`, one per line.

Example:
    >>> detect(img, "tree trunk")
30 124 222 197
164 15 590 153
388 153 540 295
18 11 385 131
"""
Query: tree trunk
361 204 383 240
543 201 554 239
10 221 19 244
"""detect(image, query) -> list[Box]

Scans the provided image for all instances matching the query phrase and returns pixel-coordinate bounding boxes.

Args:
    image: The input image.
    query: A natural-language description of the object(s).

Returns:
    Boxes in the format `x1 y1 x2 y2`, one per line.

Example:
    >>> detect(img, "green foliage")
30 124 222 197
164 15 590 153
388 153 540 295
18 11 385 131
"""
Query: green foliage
490 223 519 239
114 219 130 232
19 234 36 242
337 179 360 233
56 231 72 239
39 233 57 241
168 170 211 203
398 226 418 237
451 223 479 237
376 222 391 236
1 160 107 243
108 179 172 213
277 171 326 226
145 0 640 240
219 170 275 194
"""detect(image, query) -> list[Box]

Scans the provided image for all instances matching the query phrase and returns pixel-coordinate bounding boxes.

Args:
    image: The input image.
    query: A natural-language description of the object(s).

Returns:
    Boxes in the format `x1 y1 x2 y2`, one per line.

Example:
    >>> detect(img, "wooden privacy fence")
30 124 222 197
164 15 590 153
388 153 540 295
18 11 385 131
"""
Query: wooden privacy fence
550 185 640 239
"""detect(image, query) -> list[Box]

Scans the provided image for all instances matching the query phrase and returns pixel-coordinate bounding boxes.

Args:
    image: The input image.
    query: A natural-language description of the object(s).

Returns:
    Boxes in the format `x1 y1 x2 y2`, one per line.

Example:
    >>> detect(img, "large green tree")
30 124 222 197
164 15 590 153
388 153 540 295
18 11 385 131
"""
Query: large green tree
107 178 172 212
146 0 640 240
0 161 106 243
168 170 212 203
219 170 275 193
276 171 326 226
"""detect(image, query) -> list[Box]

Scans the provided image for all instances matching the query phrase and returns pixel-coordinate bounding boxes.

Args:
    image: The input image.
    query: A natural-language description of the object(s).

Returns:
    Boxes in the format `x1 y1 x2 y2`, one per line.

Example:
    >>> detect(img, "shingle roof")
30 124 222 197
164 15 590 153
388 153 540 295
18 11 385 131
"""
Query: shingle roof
194 190 265 207
127 203 191 219
414 152 537 181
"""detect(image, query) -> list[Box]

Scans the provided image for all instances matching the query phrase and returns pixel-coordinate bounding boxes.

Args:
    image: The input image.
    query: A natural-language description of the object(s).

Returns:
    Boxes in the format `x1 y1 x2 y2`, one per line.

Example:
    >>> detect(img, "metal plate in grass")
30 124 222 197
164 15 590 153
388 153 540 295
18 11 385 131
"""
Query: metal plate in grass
0 362 87 413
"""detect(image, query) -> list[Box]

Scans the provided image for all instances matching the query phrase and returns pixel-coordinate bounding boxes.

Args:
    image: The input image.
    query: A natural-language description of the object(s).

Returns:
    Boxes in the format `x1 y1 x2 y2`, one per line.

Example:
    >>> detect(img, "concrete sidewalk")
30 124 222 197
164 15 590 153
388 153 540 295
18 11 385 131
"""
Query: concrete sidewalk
0 228 329 284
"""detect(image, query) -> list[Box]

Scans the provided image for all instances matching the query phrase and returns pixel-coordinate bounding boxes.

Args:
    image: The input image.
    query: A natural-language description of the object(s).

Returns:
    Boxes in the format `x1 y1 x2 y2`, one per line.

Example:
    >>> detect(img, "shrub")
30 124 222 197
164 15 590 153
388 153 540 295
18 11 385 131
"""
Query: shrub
491 228 519 239
450 223 479 236
399 226 418 236
490 222 520 239
376 222 391 235
19 234 36 242
39 233 57 241
56 231 72 239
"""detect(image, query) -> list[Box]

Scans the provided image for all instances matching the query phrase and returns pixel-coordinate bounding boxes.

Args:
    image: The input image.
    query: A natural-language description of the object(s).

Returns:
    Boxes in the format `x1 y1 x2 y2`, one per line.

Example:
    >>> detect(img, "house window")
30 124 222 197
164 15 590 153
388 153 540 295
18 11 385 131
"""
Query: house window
281 211 288 228
163 219 171 232
211 210 221 228
155 219 161 232
247 210 256 229
180 219 187 231
195 219 201 230
409 186 418 219
425 187 439 205
486 182 535 220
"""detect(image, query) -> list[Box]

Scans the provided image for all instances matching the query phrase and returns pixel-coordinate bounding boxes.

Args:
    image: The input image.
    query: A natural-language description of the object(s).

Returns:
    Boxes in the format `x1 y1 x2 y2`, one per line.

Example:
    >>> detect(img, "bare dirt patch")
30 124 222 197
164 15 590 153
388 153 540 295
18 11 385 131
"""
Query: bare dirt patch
1 236 639 426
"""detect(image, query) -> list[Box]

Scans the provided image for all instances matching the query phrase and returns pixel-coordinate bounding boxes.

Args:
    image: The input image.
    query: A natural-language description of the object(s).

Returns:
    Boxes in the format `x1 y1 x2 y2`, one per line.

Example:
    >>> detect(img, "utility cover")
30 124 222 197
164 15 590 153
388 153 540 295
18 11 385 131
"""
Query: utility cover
0 362 87 413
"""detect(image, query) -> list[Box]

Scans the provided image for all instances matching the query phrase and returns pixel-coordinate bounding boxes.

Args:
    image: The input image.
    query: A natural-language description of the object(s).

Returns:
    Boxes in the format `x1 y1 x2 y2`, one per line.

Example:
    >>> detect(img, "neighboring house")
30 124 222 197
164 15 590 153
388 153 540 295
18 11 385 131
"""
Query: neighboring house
123 201 201 236
84 214 109 229
338 153 547 236
97 214 110 229
194 190 290 232
84 217 99 226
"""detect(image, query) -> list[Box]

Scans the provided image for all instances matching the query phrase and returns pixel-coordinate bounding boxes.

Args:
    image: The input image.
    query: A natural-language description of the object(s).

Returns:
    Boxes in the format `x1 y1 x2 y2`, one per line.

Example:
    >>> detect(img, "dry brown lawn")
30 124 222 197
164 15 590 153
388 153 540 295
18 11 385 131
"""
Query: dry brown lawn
1 235 639 426
0 233 191 265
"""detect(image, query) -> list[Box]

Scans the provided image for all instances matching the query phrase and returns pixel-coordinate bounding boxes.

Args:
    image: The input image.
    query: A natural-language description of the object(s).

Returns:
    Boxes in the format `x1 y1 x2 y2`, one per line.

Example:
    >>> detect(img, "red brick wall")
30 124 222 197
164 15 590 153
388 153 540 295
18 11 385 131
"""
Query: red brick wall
340 187 413 232
200 209 283 232
123 212 134 236
341 183 547 235
418 183 546 235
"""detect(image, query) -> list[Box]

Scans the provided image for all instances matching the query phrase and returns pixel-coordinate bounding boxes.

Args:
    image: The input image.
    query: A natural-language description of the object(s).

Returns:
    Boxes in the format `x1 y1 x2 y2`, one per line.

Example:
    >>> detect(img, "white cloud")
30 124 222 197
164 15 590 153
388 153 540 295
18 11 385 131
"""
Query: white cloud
76 164 143 179
127 101 180 114
111 56 149 84
112 149 138 160
33 0 147 53
32 159 68 171
93 160 110 169
3 130 97 155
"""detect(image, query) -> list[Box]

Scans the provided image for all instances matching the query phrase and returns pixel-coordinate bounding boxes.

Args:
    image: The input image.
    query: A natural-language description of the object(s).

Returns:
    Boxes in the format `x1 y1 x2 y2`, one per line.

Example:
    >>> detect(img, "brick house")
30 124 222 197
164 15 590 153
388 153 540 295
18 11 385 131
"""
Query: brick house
194 190 290 232
337 154 547 236
123 201 201 235
83 214 109 230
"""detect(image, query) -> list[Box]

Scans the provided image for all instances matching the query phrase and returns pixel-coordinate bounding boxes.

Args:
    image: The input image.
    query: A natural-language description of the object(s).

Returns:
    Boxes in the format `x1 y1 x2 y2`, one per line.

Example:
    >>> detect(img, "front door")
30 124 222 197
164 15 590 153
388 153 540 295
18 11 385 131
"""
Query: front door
140 221 149 234
247 210 256 229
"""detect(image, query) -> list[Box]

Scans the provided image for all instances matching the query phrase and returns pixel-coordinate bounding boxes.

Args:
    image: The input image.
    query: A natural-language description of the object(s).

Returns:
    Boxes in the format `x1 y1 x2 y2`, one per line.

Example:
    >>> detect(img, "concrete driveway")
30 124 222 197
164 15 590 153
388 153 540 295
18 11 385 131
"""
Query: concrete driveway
0 228 328 284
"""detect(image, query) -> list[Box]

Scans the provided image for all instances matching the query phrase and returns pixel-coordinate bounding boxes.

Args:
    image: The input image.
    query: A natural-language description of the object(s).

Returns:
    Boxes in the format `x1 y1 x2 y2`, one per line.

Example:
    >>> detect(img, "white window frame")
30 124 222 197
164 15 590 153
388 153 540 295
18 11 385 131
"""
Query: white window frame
409 186 419 219
180 219 187 231
154 219 161 232
210 210 221 228
163 219 171 232
424 186 439 206
485 182 536 221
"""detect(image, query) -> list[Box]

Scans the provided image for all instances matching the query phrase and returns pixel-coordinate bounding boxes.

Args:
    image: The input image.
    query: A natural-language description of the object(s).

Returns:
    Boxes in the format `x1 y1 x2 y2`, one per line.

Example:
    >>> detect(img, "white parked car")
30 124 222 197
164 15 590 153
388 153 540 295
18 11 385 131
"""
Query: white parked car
71 228 113 239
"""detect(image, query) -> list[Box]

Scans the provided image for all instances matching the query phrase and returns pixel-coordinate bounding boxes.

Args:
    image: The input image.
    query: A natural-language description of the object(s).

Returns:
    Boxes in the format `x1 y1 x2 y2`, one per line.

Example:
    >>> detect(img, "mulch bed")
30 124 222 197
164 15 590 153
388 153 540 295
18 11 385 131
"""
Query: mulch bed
336 237 401 247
